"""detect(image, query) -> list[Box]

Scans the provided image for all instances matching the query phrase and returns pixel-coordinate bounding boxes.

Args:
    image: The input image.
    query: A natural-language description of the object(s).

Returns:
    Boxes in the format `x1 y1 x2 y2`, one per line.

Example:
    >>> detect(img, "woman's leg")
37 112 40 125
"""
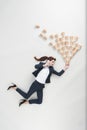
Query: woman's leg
16 81 38 99
29 88 43 104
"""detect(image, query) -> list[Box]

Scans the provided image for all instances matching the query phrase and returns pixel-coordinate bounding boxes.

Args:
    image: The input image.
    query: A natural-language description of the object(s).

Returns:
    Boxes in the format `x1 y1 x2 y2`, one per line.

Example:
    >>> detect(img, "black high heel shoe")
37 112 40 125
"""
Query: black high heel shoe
7 83 17 90
19 99 27 107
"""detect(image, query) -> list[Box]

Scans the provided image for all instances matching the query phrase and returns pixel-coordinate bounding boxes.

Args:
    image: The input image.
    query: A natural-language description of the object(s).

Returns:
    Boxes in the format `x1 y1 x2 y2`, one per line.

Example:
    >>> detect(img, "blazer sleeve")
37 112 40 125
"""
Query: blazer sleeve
34 62 44 69
53 69 65 76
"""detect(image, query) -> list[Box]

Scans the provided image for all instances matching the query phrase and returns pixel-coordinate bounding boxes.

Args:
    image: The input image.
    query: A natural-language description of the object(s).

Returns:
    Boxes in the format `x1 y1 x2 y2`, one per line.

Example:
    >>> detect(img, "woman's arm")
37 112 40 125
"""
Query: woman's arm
34 62 44 69
35 61 50 69
53 64 69 76
53 69 65 76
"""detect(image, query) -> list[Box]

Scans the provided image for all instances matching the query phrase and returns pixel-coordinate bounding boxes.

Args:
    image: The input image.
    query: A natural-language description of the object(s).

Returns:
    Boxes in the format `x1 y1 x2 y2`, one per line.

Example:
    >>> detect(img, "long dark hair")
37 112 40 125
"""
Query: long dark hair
34 56 56 61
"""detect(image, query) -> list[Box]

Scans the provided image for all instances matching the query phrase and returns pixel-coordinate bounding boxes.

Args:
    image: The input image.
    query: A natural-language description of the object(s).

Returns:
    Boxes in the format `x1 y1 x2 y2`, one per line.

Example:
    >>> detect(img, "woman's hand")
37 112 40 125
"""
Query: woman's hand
64 64 69 71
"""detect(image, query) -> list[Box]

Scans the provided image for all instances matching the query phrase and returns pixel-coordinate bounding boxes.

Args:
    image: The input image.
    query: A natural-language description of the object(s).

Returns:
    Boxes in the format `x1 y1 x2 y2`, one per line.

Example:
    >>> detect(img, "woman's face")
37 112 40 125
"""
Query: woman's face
47 60 55 66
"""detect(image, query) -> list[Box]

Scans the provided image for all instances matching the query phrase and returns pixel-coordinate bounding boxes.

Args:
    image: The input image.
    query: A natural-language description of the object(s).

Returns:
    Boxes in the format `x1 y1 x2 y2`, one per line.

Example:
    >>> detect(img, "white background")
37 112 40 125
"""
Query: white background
0 0 86 130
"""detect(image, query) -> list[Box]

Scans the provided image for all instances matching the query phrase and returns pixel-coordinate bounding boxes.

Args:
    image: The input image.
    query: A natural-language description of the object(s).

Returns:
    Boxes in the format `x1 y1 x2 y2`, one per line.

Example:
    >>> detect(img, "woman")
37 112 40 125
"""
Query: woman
7 56 69 106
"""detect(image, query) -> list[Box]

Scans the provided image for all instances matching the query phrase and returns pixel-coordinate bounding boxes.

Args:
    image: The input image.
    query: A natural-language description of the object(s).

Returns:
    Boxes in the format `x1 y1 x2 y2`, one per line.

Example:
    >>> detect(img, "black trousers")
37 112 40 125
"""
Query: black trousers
16 80 44 104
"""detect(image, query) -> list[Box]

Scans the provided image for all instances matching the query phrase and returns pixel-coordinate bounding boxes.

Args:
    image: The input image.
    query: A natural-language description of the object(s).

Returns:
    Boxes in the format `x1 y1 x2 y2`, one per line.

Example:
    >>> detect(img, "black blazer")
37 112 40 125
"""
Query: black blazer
32 62 65 83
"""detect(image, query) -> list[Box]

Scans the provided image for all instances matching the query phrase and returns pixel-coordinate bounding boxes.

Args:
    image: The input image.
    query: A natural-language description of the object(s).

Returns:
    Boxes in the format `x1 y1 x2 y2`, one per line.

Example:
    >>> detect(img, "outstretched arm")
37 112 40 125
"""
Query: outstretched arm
53 64 69 76
53 69 65 76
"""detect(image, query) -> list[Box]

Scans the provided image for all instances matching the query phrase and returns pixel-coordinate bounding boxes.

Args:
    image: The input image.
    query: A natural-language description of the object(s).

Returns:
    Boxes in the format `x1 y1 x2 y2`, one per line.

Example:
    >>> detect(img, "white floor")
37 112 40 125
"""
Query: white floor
0 0 86 130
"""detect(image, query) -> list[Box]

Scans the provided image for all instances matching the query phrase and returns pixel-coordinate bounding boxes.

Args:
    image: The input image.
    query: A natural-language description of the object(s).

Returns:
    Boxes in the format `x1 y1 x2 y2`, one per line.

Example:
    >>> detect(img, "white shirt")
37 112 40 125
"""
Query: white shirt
35 67 50 84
